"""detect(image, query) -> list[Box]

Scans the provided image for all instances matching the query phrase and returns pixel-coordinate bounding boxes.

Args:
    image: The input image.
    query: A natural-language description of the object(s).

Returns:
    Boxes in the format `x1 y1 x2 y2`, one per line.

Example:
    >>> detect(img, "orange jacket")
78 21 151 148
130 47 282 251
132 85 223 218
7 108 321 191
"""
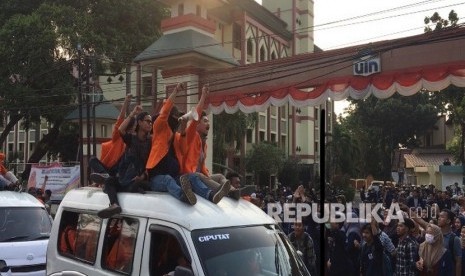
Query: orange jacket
146 99 183 170
0 152 7 175
179 107 209 176
59 225 76 255
100 117 126 168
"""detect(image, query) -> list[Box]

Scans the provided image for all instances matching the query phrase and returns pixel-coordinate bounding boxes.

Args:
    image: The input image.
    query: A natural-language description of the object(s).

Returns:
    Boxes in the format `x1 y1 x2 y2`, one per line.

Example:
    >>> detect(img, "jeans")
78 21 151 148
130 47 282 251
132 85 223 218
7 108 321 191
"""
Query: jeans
186 173 211 200
150 175 183 200
150 174 212 200
0 172 18 186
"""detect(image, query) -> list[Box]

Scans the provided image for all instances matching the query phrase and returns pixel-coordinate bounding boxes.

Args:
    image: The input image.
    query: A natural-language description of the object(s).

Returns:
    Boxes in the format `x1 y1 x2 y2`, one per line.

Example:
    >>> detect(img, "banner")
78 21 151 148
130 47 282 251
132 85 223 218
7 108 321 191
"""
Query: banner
27 163 80 197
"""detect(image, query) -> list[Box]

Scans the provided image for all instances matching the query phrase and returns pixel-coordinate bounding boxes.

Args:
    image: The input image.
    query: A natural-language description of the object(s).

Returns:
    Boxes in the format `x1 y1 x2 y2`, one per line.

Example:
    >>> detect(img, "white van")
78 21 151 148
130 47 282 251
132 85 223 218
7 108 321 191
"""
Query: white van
0 191 52 276
46 187 311 276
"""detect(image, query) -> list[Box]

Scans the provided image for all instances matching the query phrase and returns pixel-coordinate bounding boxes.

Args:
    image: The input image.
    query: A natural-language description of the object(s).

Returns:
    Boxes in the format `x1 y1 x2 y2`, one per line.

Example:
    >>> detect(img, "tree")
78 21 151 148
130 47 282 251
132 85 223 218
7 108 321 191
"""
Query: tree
344 93 438 179
246 142 285 187
424 10 459 32
424 11 465 169
326 119 360 178
0 0 168 178
278 157 301 190
212 112 256 173
430 85 465 164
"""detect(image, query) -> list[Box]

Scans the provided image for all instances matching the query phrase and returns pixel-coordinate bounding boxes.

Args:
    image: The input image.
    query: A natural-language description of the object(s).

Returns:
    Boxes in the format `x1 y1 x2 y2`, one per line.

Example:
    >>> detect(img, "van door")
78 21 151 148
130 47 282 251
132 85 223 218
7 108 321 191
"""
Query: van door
140 221 198 276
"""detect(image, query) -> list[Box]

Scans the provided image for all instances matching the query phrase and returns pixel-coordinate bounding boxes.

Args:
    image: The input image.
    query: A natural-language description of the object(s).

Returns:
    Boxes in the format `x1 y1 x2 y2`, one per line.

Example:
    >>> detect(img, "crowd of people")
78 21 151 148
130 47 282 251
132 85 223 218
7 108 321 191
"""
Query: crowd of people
243 181 465 276
5 82 465 276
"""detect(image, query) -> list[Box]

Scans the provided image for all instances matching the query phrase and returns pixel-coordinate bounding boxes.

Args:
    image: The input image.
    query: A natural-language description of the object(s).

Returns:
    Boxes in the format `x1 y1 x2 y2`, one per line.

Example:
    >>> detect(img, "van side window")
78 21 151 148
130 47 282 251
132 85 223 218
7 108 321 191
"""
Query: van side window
101 217 139 274
150 231 191 276
57 210 102 264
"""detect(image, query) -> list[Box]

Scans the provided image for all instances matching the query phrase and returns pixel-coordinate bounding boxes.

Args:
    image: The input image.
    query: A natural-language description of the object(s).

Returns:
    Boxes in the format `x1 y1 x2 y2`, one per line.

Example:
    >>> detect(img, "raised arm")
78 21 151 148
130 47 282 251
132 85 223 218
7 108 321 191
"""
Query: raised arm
167 83 184 103
196 84 209 114
40 175 48 194
118 94 132 121
119 105 142 135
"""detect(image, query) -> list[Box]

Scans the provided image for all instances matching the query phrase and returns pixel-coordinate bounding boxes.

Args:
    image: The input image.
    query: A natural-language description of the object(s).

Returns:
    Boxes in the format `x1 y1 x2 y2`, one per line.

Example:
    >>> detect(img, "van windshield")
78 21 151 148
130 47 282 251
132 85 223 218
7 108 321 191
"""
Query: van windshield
192 225 310 276
0 207 52 242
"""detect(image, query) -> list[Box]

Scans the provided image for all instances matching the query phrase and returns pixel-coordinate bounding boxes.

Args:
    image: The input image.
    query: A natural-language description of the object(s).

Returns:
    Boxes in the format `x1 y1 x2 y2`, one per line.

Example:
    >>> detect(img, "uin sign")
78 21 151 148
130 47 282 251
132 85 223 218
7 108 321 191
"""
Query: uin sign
353 55 381 76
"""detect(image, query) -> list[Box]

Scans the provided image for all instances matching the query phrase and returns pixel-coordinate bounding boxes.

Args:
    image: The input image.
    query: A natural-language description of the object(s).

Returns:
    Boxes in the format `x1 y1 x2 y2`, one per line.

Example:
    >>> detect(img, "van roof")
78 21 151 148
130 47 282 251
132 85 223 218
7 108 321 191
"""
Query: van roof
0 191 45 208
60 188 276 231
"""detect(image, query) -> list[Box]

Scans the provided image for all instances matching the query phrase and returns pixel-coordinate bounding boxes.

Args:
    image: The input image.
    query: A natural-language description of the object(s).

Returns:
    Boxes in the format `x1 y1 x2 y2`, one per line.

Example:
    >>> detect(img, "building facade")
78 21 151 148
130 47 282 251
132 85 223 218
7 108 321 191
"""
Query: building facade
1 0 333 187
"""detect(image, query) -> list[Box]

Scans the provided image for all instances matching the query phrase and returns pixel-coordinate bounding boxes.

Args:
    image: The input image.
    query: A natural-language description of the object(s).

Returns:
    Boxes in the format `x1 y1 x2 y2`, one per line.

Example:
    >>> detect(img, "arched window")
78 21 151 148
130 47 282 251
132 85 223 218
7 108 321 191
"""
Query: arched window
271 51 277 60
259 46 266 62
247 38 255 63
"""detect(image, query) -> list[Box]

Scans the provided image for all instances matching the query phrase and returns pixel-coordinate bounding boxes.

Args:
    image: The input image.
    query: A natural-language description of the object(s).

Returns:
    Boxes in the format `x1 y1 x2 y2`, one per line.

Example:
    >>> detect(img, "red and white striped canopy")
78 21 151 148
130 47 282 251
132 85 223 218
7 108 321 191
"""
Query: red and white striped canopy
205 26 465 114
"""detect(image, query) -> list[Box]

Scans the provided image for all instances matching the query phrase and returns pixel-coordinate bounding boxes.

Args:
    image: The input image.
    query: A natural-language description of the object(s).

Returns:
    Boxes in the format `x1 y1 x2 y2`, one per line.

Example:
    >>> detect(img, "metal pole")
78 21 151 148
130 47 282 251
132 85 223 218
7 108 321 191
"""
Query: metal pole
86 57 91 156
319 108 326 276
77 44 84 187
92 103 97 156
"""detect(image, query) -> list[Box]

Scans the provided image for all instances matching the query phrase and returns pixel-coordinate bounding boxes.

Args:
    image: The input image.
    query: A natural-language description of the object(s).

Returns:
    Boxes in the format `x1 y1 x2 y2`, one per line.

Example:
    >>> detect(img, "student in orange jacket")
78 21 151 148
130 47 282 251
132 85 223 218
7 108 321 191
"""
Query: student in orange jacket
180 85 237 200
146 83 229 205
89 94 132 183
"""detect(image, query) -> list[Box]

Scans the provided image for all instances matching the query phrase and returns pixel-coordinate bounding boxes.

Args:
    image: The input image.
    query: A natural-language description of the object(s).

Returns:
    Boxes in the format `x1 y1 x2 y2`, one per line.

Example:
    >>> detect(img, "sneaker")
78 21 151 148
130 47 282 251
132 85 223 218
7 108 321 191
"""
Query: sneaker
228 189 241 200
212 180 231 204
97 204 122 219
179 175 197 205
90 173 110 184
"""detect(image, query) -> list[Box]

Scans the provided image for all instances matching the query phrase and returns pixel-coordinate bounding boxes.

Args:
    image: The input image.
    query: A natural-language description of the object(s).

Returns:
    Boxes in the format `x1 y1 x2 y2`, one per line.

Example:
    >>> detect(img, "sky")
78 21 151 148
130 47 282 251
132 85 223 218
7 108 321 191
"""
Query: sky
255 0 465 114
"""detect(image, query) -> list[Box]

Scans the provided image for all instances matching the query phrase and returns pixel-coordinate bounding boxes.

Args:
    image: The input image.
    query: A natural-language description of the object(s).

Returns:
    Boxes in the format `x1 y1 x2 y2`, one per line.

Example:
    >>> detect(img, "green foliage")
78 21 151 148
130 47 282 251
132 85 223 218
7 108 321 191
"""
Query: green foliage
331 174 355 202
47 122 79 162
0 0 167 163
344 93 438 179
326 121 360 178
431 85 465 164
424 10 459 32
246 142 285 187
212 111 257 168
278 157 301 190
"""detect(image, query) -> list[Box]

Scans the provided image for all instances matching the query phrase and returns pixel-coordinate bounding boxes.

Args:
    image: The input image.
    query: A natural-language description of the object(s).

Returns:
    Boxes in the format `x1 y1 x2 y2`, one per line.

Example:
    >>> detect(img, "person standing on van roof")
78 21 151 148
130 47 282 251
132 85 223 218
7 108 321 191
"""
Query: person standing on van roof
178 84 234 200
0 152 20 190
95 104 153 218
89 94 133 186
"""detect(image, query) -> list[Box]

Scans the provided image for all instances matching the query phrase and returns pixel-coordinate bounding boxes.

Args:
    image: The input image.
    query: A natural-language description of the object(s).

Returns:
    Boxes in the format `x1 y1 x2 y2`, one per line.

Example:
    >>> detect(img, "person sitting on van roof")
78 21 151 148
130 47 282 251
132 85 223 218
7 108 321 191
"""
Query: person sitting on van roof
95 104 152 219
146 83 227 205
89 94 132 188
177 84 231 202
0 152 20 190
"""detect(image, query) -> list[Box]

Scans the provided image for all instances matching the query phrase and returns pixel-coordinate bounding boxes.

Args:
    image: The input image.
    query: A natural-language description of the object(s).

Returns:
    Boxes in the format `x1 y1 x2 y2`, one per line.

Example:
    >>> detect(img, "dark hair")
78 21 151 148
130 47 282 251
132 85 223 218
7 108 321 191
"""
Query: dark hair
136 111 149 122
226 172 240 180
170 106 180 118
45 189 52 197
135 111 150 132
361 223 372 234
443 208 455 223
